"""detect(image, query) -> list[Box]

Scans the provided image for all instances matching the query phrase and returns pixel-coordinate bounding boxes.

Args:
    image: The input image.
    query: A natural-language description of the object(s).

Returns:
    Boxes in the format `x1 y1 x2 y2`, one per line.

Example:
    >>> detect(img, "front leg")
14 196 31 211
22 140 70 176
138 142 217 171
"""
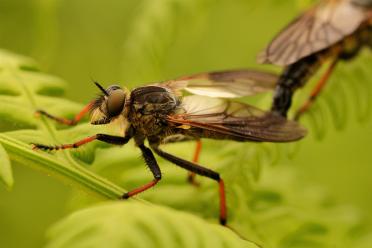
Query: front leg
151 144 227 225
122 144 161 199
32 134 131 151
36 101 94 126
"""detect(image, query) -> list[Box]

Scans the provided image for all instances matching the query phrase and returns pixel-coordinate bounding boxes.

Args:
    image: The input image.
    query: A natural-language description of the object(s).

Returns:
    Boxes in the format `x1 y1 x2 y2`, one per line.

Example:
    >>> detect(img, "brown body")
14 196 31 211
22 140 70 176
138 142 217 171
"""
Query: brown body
125 85 306 145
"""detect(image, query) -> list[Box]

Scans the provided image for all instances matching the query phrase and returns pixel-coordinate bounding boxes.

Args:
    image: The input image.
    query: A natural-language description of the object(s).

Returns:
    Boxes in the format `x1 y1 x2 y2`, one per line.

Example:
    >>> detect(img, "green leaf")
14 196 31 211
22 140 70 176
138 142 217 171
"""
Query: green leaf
0 49 125 199
46 202 259 248
0 143 13 189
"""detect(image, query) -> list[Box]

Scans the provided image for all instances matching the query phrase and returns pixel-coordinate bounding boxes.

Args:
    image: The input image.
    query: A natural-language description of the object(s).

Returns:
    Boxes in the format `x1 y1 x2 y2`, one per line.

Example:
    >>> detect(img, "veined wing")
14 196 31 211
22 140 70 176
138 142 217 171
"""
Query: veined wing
159 69 278 98
258 0 368 66
167 95 307 142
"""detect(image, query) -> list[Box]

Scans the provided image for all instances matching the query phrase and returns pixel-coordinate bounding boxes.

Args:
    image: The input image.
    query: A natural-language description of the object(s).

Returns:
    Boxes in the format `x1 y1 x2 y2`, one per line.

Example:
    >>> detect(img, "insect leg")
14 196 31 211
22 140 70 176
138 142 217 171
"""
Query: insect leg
294 59 338 120
122 144 161 199
151 144 227 225
187 140 202 186
32 134 130 151
35 101 94 126
160 135 202 186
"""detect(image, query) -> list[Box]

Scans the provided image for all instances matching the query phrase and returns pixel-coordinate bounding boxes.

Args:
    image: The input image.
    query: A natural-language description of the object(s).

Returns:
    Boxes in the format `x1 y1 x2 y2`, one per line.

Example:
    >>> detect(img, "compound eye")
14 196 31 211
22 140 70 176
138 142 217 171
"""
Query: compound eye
107 89 125 117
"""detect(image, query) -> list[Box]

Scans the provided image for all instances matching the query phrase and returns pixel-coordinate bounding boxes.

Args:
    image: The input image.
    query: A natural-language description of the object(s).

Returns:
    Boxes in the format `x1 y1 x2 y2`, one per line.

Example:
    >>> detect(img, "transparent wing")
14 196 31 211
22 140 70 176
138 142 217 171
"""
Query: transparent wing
160 69 278 98
167 95 307 142
258 0 368 66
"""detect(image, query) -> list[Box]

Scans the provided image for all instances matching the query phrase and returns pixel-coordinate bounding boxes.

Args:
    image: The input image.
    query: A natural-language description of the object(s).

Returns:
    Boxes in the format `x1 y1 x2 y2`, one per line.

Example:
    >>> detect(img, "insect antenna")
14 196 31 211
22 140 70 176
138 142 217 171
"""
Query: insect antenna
92 80 109 96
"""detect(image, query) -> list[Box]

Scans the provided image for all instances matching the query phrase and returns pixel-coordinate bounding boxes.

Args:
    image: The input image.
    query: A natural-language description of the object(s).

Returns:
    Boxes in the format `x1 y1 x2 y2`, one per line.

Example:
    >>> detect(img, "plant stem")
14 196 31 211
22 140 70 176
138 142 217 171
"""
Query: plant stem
0 133 125 199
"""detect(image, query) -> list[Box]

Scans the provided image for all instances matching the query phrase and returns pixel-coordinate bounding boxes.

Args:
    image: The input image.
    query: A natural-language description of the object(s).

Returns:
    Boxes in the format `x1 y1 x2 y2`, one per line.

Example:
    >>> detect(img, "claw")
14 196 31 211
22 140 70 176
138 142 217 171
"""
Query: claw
31 143 39 150
31 143 56 151
187 173 200 187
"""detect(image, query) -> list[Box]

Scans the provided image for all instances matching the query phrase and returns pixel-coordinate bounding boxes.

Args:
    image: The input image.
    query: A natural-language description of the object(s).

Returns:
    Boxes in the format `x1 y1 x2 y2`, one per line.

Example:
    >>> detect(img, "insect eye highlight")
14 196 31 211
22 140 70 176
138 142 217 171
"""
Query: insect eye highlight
107 89 126 117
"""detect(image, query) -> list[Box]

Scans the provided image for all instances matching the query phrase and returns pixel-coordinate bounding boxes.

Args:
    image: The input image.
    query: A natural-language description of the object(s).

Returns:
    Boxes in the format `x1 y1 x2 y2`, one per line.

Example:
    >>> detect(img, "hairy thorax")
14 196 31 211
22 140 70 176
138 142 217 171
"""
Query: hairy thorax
128 85 180 137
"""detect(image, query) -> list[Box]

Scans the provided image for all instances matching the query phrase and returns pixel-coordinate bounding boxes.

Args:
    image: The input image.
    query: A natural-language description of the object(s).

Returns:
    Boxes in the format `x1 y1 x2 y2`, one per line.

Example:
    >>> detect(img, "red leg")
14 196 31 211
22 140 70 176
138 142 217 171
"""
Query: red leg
219 179 227 225
192 140 202 163
294 59 338 120
122 144 161 199
36 101 94 126
122 179 160 199
152 145 228 225
187 140 202 186
32 135 97 151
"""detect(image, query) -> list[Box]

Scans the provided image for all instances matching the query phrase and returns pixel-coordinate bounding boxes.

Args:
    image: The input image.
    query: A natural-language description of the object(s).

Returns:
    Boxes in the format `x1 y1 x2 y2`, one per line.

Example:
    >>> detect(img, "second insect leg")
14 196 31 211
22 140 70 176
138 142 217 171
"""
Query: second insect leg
151 144 227 225
122 144 161 199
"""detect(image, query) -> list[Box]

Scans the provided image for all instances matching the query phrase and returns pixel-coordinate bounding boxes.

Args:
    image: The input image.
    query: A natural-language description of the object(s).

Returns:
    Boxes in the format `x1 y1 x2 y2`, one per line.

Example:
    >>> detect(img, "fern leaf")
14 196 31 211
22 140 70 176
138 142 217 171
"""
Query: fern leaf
0 143 13 189
88 138 372 247
0 49 124 198
45 202 260 248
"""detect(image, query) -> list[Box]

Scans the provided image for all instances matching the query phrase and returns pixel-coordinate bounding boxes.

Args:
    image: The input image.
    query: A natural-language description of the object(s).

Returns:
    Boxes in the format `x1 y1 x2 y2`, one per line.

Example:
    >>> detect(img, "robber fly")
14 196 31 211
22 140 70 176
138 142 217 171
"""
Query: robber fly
32 69 306 225
258 0 372 119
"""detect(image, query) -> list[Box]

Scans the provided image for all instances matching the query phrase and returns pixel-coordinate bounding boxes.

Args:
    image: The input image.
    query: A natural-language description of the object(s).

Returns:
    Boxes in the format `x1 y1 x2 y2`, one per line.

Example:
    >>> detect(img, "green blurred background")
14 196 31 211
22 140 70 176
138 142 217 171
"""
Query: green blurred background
0 0 371 247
